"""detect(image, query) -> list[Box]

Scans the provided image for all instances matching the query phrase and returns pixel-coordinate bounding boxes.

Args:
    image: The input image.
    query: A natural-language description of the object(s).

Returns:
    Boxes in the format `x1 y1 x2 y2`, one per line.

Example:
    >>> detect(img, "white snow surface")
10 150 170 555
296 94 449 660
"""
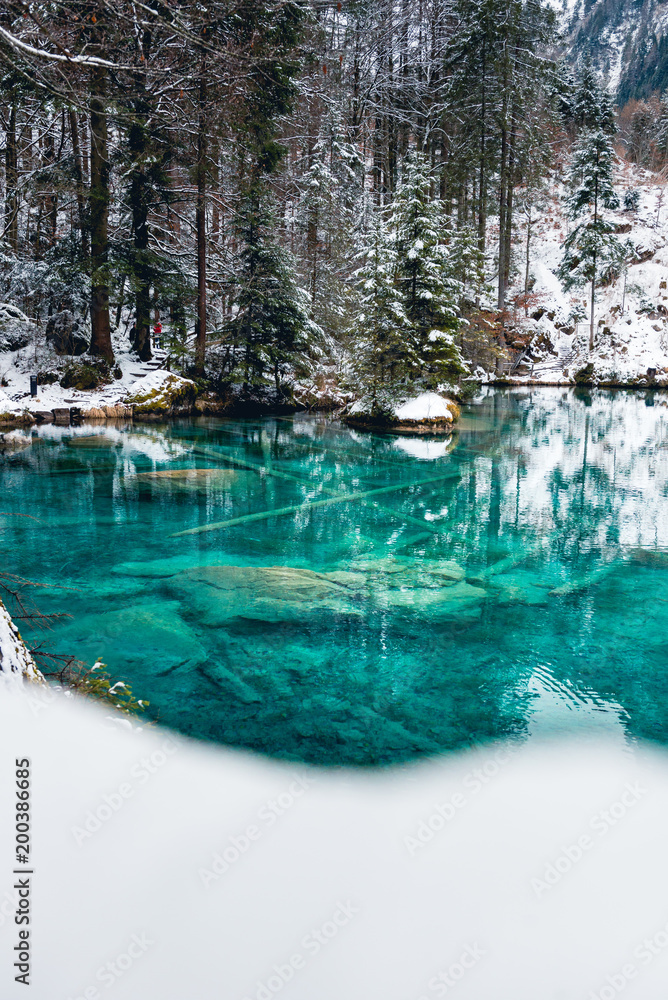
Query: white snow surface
0 388 15 413
125 369 193 401
394 392 457 421
1 685 668 998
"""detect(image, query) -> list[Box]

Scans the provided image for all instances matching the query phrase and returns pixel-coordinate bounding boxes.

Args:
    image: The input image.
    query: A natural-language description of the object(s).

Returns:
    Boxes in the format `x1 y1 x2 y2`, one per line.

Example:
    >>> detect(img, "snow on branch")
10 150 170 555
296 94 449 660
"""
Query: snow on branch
0 24 126 69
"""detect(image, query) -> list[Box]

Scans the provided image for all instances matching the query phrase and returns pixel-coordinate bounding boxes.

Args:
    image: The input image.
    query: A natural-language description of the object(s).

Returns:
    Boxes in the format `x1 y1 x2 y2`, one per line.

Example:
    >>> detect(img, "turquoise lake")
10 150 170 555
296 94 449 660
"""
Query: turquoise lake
2 387 668 765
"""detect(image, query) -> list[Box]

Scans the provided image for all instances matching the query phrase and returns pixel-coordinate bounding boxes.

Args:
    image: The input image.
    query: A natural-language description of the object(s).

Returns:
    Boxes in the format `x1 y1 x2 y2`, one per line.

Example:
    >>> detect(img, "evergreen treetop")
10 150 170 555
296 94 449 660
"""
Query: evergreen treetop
571 64 617 135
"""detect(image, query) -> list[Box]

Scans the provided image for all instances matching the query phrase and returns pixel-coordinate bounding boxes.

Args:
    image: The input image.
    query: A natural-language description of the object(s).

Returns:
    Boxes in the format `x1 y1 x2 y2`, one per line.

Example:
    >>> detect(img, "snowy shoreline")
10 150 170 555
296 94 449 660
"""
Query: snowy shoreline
2 379 667 433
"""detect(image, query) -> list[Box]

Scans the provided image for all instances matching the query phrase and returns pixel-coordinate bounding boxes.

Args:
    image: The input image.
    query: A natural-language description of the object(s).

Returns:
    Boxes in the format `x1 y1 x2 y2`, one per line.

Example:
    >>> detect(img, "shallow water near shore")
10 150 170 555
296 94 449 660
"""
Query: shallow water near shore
2 386 668 765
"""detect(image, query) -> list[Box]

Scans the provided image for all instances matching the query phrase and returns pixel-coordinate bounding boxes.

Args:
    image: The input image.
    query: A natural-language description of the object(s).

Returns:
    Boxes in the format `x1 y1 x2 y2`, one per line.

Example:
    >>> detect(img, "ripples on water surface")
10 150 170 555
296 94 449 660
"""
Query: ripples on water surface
2 387 668 764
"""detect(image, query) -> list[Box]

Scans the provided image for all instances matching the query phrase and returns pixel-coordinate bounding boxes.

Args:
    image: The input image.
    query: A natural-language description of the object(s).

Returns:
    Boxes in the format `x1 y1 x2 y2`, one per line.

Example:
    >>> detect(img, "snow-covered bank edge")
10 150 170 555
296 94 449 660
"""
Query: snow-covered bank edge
0 597 42 684
0 369 206 427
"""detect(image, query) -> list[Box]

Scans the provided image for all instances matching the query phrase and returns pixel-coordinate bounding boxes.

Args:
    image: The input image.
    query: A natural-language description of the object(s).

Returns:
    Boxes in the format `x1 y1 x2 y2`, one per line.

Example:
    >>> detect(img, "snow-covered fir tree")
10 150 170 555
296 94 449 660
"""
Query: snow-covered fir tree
570 64 617 135
227 185 321 401
347 211 412 415
391 152 465 392
294 108 364 337
447 224 487 310
558 130 632 351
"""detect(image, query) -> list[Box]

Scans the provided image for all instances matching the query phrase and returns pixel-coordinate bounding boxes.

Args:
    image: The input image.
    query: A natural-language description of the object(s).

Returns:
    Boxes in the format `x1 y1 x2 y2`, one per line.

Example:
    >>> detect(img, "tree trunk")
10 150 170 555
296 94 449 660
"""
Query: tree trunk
589 264 596 352
590 174 598 353
69 108 89 260
45 130 58 247
524 209 532 315
478 39 487 255
211 144 220 245
194 52 207 375
89 65 114 362
502 100 517 305
4 103 18 252
130 32 152 362
115 275 126 329
497 120 508 311
503 167 514 293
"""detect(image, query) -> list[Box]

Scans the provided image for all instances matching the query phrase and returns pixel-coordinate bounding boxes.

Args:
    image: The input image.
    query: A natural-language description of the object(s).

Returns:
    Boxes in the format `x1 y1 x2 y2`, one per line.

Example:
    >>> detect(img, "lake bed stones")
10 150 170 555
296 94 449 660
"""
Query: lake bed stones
134 468 238 491
165 565 366 625
164 561 485 625
52 601 207 677
380 581 487 619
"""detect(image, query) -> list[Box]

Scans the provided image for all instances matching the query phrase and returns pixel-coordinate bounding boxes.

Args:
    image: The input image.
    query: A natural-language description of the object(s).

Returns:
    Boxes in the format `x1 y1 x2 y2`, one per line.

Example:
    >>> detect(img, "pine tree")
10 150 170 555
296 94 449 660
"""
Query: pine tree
443 0 557 310
443 0 502 255
571 64 617 135
447 223 486 308
347 211 411 414
294 109 364 336
227 187 319 401
558 130 630 351
392 152 464 390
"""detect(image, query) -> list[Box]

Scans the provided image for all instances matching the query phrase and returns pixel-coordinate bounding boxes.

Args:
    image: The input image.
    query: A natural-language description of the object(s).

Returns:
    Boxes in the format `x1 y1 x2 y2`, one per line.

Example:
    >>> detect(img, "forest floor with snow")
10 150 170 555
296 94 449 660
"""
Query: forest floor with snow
0 324 199 422
495 158 668 386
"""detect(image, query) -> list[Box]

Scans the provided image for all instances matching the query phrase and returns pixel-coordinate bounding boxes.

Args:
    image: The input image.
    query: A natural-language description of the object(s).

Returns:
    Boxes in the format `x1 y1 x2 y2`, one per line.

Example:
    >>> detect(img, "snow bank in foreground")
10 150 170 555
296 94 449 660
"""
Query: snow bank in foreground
394 392 457 422
1 684 668 999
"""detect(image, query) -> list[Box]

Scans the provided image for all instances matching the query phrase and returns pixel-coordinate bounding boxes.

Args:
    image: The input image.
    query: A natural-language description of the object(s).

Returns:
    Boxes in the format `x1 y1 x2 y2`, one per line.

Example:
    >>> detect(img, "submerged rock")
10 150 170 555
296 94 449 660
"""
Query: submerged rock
134 468 237 491
53 601 207 676
165 565 364 625
112 555 227 578
485 573 550 606
66 435 119 449
163 560 484 625
425 560 466 582
349 555 466 587
350 557 409 575
381 581 486 619
324 571 367 589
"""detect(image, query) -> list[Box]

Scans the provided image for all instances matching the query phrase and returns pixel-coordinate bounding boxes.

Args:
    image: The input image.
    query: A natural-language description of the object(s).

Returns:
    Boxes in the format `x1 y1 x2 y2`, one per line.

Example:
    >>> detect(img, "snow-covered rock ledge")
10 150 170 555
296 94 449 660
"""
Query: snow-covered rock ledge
0 597 43 684
0 369 204 427
344 392 460 435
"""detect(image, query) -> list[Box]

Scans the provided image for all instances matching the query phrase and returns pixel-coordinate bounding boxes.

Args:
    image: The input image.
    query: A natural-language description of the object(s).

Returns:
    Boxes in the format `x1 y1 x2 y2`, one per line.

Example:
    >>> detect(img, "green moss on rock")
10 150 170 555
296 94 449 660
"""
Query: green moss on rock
126 375 198 414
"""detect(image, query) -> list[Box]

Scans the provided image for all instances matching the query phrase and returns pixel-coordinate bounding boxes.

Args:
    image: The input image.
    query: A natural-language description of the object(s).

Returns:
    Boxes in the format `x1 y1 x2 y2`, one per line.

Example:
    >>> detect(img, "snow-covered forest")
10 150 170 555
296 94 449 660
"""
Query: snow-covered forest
2 0 668 417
